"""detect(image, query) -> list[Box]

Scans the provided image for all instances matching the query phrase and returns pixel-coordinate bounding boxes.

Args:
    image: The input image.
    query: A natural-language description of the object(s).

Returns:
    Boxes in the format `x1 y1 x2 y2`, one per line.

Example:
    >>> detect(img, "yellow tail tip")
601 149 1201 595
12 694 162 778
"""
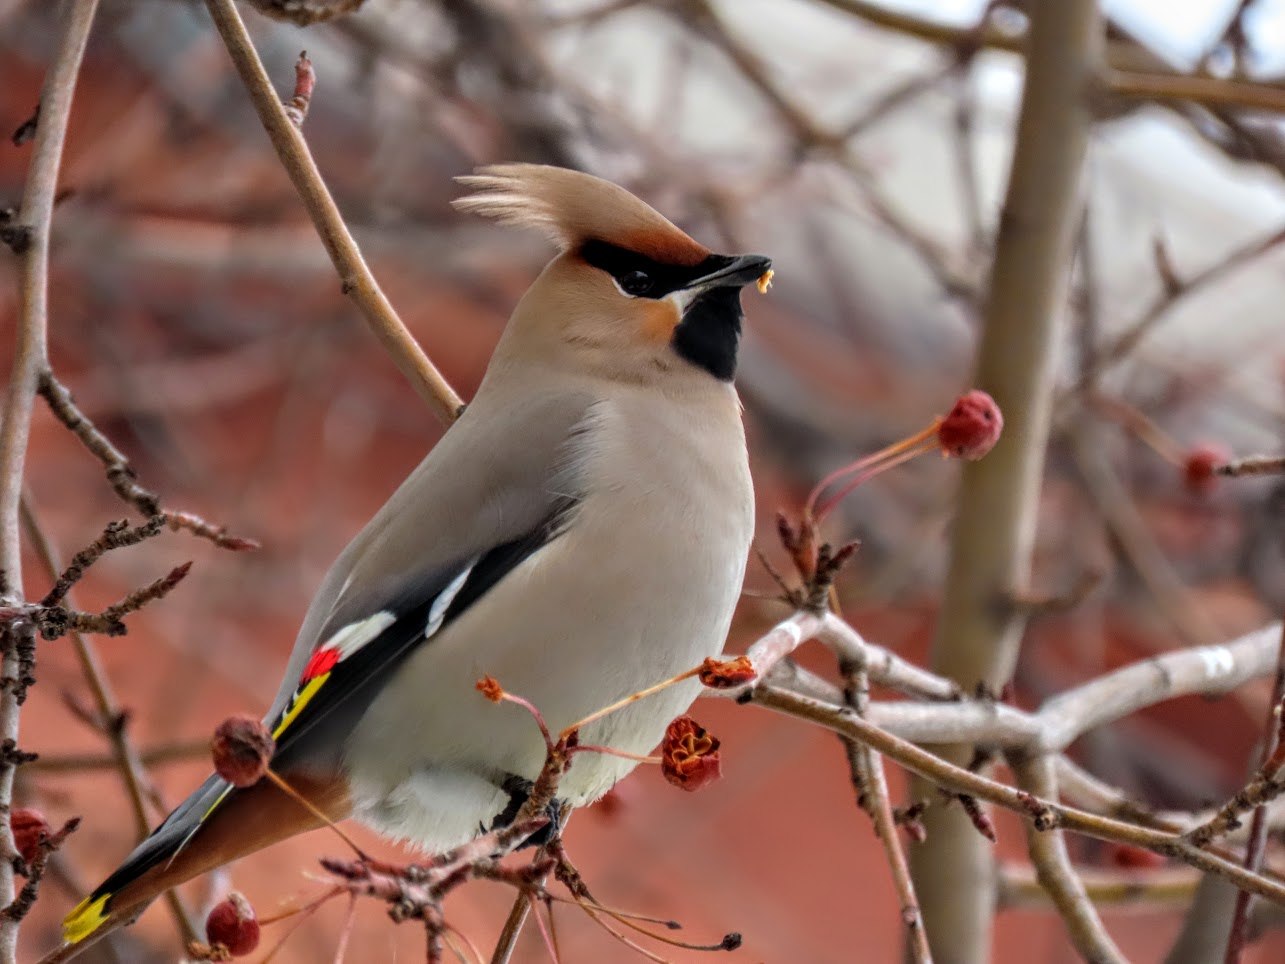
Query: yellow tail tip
62 894 110 944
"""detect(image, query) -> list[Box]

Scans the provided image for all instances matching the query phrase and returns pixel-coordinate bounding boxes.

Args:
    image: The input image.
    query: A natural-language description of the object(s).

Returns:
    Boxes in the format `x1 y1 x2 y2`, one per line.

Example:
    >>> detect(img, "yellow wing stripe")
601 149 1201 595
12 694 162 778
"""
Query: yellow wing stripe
61 674 334 945
63 893 110 944
272 673 330 740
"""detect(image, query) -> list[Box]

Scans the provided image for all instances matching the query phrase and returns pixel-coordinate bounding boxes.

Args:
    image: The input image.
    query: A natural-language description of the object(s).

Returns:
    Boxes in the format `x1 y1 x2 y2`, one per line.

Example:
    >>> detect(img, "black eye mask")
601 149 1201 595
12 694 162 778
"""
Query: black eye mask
579 239 734 300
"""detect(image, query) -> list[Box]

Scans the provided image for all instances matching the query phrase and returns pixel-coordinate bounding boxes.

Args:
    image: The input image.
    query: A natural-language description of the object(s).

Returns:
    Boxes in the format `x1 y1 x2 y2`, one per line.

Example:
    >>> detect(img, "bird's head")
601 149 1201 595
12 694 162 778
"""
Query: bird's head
454 164 771 385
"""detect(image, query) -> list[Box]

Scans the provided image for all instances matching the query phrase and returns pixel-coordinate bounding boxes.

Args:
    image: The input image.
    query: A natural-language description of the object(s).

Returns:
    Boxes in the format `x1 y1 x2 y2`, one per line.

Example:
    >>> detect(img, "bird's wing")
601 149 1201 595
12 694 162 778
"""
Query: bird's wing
264 386 596 736
62 389 597 945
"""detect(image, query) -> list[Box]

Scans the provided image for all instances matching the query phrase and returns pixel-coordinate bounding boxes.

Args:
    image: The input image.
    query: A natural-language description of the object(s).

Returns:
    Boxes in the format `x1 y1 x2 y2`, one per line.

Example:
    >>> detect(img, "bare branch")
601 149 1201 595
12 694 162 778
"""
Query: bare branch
749 683 1285 907
0 2 100 953
1010 755 1125 962
1102 68 1285 113
1217 455 1285 478
37 373 258 551
201 0 464 424
1224 622 1285 962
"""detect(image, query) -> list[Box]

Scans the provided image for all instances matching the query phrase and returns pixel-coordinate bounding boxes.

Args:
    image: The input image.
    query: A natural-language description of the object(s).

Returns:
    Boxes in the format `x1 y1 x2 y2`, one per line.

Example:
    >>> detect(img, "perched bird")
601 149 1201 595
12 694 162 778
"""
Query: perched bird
61 164 770 951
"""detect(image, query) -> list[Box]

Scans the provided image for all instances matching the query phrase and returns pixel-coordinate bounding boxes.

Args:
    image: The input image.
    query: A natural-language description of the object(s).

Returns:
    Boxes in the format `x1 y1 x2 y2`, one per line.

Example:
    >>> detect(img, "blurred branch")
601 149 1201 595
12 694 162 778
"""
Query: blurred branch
1103 68 1285 113
999 863 1199 910
1217 455 1285 478
0 2 99 957
1079 227 1285 388
26 739 208 774
911 0 1099 957
202 0 464 425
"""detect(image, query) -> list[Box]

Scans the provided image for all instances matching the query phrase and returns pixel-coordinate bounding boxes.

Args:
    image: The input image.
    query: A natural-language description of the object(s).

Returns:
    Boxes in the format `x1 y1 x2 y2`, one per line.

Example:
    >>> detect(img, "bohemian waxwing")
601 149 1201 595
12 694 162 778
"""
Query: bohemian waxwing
62 164 771 950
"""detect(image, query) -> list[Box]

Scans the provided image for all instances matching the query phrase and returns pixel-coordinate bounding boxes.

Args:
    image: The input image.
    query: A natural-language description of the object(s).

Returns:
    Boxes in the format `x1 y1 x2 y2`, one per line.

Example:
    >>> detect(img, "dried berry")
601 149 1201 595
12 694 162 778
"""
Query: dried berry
205 892 260 957
475 675 504 703
210 716 274 788
1105 842 1165 870
661 716 722 792
11 808 49 866
1183 443 1227 497
938 390 1003 460
698 656 756 689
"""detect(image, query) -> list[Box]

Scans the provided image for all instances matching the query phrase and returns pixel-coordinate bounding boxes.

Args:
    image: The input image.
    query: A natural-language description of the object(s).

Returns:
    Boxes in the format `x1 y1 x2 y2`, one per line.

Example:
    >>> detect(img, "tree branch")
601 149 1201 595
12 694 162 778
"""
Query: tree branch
909 0 1100 956
201 0 464 425
0 2 100 958
19 498 198 945
1010 754 1125 963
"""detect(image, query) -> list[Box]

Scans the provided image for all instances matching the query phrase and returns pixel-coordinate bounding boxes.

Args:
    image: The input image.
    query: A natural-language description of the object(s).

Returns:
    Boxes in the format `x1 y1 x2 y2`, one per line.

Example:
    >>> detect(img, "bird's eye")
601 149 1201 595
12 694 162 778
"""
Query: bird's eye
618 270 652 297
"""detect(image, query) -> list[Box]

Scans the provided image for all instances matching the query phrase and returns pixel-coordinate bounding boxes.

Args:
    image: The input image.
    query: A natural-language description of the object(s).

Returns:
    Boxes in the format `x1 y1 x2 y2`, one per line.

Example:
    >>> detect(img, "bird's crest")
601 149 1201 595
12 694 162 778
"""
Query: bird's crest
453 164 710 267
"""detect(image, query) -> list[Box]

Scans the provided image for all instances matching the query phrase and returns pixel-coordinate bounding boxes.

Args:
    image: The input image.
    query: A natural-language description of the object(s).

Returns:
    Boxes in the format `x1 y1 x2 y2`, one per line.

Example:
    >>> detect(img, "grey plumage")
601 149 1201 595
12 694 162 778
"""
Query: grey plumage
61 164 767 952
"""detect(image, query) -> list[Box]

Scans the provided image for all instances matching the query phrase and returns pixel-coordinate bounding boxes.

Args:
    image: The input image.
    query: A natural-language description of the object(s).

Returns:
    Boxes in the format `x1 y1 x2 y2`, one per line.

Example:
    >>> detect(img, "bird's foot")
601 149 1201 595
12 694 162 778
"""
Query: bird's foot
490 774 563 849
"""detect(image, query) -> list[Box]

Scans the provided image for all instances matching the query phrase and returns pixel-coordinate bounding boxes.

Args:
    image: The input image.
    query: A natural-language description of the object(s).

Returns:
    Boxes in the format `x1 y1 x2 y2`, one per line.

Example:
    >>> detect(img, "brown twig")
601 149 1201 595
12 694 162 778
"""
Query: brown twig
27 738 208 773
1102 67 1285 113
37 373 257 551
998 863 1198 910
38 516 165 609
1224 620 1285 962
7 561 192 641
1216 455 1285 478
202 0 464 424
0 2 101 955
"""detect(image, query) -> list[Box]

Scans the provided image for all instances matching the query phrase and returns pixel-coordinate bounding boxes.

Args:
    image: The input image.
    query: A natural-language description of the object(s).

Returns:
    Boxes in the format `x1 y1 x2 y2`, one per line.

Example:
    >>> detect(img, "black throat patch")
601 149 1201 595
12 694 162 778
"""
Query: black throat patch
672 286 743 381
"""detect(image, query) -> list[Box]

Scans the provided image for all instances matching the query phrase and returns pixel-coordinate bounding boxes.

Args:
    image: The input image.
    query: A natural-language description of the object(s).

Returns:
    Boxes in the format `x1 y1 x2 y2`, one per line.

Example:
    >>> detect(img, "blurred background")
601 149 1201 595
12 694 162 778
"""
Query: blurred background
2 0 1285 960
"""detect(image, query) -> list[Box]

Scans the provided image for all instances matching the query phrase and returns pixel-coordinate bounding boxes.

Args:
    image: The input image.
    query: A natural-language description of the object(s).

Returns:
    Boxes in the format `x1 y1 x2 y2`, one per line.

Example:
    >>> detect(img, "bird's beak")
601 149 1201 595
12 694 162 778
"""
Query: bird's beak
684 254 773 291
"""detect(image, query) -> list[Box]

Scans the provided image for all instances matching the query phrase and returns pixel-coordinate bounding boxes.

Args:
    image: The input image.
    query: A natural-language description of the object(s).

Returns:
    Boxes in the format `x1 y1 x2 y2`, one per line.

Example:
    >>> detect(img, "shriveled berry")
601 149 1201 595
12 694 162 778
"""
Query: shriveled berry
210 716 274 788
661 716 722 792
205 892 260 957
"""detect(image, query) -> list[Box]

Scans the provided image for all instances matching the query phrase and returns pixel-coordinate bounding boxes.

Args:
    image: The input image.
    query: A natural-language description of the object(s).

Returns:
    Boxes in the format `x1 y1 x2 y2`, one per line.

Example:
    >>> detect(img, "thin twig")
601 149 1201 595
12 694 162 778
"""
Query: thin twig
202 0 464 424
20 498 199 943
748 683 1285 907
36 373 258 551
1216 455 1285 478
1010 754 1125 962
839 660 931 961
1079 227 1285 387
1225 622 1285 962
27 738 208 773
0 3 101 957
1103 67 1285 113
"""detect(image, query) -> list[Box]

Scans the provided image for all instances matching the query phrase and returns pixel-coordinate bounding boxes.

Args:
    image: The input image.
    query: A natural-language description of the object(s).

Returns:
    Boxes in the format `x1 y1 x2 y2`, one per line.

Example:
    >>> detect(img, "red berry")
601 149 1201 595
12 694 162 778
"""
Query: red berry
205 892 260 957
1106 842 1165 869
1183 444 1227 497
210 716 274 788
10 808 49 865
938 390 1004 460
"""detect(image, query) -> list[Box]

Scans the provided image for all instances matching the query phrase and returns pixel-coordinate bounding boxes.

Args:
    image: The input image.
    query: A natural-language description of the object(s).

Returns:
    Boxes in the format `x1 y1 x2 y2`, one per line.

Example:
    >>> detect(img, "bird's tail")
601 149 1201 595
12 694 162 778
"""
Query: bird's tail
60 770 349 953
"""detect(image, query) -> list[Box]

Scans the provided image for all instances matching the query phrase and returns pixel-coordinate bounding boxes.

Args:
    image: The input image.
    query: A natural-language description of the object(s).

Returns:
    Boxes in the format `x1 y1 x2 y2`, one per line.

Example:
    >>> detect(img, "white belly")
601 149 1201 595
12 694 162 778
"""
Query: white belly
343 391 753 851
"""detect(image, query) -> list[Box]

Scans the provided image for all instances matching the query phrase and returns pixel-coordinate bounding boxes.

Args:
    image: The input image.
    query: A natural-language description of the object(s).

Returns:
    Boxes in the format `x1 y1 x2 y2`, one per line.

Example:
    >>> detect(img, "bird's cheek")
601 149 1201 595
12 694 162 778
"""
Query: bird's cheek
637 299 681 345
